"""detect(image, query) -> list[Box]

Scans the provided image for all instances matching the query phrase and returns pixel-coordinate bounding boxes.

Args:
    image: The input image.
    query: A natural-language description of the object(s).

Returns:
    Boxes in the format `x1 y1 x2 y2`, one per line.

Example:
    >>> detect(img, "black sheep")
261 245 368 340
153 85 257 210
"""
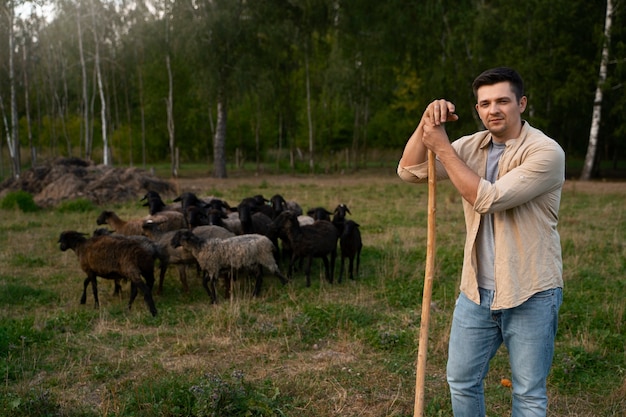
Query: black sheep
271 211 338 287
338 220 362 282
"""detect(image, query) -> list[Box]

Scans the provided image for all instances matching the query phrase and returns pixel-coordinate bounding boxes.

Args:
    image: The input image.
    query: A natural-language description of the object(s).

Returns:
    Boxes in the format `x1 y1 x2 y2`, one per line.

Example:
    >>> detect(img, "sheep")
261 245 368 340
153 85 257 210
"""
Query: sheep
96 210 145 235
270 211 338 287
269 194 303 218
141 190 181 215
141 221 235 293
58 231 158 316
239 194 274 218
92 228 168 295
332 204 351 234
170 230 288 304
206 208 243 235
237 202 279 259
307 206 332 221
338 220 362 282
96 210 185 235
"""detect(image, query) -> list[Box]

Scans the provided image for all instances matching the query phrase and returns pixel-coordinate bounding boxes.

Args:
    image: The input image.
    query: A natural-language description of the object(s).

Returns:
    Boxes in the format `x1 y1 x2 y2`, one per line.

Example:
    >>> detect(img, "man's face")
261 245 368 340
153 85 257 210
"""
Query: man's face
475 81 527 143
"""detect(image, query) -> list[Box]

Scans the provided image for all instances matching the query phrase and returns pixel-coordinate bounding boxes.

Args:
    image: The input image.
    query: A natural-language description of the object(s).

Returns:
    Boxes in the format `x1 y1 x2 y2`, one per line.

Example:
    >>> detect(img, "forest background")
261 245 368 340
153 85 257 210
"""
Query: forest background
1 0 625 181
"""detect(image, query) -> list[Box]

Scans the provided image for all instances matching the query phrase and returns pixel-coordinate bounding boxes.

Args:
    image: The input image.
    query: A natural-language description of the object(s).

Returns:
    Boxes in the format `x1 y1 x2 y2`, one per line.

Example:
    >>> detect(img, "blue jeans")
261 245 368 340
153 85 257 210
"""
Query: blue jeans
447 287 562 417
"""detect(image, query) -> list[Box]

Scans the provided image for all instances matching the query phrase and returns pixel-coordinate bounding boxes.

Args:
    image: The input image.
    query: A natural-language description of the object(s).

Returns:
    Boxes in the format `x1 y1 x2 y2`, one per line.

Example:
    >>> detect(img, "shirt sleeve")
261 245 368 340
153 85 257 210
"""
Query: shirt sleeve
397 160 450 183
474 140 565 214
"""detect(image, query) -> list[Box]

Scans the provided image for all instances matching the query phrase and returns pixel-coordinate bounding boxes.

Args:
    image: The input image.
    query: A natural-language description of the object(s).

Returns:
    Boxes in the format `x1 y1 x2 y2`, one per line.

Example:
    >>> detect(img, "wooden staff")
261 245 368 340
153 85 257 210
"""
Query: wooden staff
414 149 437 416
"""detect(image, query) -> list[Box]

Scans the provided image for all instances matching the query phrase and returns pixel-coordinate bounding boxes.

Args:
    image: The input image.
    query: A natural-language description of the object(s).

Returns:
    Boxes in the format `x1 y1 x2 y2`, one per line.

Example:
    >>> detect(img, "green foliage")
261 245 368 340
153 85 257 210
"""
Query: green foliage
0 191 40 213
3 1 624 178
0 283 57 307
120 374 195 416
0 317 52 360
0 389 62 417
55 198 98 213
190 371 288 417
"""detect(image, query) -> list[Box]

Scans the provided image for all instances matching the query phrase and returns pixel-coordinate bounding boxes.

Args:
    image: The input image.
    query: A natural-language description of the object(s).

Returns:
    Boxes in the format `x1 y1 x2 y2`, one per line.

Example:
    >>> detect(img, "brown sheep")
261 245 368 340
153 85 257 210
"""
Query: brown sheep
58 231 158 316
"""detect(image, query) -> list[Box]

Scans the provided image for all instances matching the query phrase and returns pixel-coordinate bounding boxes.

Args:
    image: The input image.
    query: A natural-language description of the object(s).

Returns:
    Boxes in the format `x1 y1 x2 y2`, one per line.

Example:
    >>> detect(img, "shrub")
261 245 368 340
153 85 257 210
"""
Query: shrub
0 191 39 212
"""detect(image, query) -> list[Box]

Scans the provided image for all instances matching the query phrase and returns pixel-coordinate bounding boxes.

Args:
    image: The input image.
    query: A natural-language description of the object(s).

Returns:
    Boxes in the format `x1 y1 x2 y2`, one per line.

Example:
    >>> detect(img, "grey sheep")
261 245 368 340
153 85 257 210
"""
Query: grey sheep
170 230 288 304
58 230 158 316
206 208 243 235
141 221 235 293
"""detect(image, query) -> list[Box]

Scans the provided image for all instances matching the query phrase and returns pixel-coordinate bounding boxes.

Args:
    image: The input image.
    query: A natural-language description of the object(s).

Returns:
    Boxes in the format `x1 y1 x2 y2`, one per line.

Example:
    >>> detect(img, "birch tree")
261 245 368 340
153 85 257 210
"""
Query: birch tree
3 0 21 178
581 0 613 180
91 0 110 165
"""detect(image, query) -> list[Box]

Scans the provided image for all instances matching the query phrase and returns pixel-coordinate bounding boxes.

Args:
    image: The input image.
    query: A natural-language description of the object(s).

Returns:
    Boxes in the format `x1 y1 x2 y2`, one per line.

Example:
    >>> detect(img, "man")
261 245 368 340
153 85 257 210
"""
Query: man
397 67 564 417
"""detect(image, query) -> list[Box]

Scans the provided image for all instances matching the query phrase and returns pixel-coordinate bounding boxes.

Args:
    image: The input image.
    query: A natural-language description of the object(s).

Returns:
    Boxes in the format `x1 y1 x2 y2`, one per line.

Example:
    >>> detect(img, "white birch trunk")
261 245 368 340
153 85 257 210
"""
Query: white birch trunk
7 0 20 178
91 0 109 165
581 0 613 180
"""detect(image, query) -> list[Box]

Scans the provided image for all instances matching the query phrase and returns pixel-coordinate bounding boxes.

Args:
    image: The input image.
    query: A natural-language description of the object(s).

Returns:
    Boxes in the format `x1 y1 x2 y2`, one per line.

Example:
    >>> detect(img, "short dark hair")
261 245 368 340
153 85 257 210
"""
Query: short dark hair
472 67 524 101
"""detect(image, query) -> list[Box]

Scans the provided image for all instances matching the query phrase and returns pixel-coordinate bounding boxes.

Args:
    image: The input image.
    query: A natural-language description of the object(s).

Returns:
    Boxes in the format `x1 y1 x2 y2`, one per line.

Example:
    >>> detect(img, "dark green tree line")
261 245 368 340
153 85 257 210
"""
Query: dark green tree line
0 0 624 179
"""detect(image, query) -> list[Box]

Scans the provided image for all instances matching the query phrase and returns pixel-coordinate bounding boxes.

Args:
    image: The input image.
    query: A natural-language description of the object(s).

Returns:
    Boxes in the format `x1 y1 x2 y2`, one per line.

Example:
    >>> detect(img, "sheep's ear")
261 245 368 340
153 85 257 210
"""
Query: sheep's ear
346 206 351 214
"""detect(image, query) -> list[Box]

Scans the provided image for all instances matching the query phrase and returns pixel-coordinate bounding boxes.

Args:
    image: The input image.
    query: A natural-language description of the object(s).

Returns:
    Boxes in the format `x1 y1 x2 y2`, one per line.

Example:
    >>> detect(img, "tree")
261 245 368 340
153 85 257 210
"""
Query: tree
581 0 613 180
2 0 21 178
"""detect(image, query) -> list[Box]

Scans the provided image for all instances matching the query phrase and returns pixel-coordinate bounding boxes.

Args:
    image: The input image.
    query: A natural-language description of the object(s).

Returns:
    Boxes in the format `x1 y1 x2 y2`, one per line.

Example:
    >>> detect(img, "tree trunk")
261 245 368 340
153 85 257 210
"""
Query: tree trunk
581 0 613 181
213 87 228 178
166 53 176 177
305 48 314 173
77 5 91 160
21 31 35 167
7 1 20 178
92 0 109 165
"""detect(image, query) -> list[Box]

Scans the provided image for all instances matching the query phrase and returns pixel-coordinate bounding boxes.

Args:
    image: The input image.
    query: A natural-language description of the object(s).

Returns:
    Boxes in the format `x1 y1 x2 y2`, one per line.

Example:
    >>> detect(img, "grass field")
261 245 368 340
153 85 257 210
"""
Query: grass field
1 169 625 416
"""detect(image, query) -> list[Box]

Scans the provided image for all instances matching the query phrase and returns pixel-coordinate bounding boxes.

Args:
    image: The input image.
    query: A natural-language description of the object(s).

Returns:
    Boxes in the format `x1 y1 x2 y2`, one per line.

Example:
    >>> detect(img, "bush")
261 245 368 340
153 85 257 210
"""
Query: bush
0 191 39 212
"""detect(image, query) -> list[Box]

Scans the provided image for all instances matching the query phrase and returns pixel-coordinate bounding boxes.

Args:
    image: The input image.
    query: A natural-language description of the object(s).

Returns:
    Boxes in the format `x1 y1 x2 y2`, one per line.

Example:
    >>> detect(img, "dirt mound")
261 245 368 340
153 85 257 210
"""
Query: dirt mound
0 157 176 208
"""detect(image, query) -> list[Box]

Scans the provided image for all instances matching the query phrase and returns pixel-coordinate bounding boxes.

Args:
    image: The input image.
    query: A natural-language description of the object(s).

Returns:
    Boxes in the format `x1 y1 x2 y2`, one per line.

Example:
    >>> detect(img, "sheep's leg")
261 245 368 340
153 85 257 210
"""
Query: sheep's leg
321 255 332 284
140 282 158 317
129 279 158 317
129 282 138 309
82 274 99 308
252 266 263 297
209 277 218 304
348 256 354 281
355 251 361 279
177 265 189 293
156 261 168 295
329 249 337 284
113 279 123 296
201 272 218 304
81 276 91 305
274 268 289 285
305 256 314 287
287 256 296 280
338 256 346 283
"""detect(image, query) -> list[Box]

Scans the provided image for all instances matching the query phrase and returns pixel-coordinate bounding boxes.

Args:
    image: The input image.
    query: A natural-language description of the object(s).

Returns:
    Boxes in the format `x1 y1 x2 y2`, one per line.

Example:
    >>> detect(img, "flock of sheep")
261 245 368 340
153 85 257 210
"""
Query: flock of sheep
58 191 363 316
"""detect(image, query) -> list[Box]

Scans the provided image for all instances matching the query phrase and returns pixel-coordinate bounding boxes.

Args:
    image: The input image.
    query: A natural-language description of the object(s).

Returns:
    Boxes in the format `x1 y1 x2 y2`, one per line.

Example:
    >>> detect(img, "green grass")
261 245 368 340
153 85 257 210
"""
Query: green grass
0 170 624 416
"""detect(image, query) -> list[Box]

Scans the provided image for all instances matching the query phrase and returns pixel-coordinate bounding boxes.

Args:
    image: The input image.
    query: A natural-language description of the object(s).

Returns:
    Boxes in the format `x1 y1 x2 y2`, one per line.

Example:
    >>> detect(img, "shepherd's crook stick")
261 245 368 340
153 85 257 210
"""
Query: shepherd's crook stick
414 149 437 416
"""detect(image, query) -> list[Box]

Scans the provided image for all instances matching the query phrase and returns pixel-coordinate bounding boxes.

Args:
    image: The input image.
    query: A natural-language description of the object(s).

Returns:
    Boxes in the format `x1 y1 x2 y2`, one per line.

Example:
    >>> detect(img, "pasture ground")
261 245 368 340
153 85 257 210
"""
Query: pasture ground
1 168 625 416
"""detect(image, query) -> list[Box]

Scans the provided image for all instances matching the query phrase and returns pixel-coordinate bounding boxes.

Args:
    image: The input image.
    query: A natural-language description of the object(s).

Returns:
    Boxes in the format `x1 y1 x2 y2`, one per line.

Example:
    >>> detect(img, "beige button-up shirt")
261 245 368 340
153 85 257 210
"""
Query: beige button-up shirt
398 122 565 309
